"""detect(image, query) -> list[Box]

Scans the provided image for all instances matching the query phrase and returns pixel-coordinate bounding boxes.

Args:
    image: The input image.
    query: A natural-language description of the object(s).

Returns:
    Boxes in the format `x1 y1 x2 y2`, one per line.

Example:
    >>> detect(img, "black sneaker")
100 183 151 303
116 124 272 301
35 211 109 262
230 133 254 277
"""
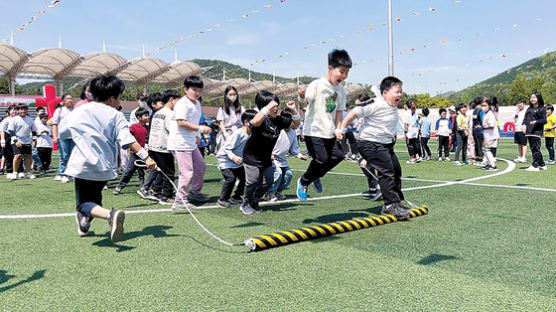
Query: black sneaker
113 186 122 195
159 197 175 205
108 209 125 242
486 166 498 171
146 189 161 201
229 197 243 205
217 199 230 208
362 189 374 197
137 188 149 199
481 165 491 170
75 211 90 237
240 203 257 215
372 190 383 202
252 201 263 213
381 203 410 220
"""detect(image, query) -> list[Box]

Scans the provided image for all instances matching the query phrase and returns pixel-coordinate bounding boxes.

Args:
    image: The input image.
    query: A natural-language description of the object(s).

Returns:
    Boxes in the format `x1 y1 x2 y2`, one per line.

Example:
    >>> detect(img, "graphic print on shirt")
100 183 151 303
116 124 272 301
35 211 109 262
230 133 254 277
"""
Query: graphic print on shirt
325 92 338 113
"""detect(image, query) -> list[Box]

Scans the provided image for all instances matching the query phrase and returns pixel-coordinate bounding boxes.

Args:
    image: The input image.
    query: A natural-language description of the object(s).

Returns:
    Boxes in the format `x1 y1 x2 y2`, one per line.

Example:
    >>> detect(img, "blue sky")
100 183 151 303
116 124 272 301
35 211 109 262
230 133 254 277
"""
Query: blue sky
1 0 555 96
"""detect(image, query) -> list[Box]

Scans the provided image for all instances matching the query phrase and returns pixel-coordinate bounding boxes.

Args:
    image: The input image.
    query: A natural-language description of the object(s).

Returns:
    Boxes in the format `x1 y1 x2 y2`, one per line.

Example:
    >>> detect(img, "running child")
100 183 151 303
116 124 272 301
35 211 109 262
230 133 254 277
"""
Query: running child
241 91 299 215
59 74 156 242
339 77 410 219
113 108 149 195
216 109 257 208
435 108 452 161
544 104 555 165
296 49 351 200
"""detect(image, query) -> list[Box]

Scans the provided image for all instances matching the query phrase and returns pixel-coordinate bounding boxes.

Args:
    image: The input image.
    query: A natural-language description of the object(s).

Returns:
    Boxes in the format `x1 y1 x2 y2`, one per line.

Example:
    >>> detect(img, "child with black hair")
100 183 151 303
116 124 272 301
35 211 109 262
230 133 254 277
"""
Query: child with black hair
523 92 547 171
296 49 351 200
513 99 528 163
7 104 38 180
60 74 156 242
52 93 74 183
419 108 432 160
167 75 212 211
544 104 556 165
435 108 452 161
454 103 469 166
405 101 422 164
480 98 500 171
471 97 485 165
0 105 17 176
339 77 410 219
140 89 181 205
36 113 53 174
216 109 257 208
113 108 150 195
241 91 299 215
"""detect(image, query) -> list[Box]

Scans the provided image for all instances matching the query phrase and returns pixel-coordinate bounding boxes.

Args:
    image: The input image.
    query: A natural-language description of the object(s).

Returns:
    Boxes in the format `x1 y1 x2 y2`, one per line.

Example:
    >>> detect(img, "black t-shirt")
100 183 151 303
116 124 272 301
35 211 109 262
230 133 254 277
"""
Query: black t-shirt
243 116 289 168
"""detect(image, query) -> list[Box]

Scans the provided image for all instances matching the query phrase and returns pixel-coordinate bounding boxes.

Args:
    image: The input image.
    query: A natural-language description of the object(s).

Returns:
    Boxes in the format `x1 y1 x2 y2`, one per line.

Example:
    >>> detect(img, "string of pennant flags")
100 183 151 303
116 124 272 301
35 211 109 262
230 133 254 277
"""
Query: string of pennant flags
1 0 62 46
144 0 288 57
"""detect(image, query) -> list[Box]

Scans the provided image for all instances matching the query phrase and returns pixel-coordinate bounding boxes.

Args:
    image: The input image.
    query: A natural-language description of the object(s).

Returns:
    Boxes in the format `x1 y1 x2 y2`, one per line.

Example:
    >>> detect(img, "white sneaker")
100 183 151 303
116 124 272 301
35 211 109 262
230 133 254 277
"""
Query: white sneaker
545 160 555 165
525 166 540 172
17 172 25 179
60 176 70 183
54 175 62 181
25 172 36 179
513 157 521 163
454 161 462 166
6 173 16 180
438 157 443 162
540 166 548 171
519 157 528 163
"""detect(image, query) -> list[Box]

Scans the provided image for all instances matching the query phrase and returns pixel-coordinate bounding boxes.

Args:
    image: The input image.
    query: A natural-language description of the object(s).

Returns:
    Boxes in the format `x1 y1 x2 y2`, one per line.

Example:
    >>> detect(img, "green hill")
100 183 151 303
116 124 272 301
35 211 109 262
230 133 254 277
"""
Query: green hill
447 51 556 105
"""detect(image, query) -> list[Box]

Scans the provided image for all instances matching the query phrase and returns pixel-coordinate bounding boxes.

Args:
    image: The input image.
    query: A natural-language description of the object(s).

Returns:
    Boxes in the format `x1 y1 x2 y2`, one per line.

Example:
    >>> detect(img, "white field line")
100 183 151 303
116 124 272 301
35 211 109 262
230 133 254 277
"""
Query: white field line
1 157 551 221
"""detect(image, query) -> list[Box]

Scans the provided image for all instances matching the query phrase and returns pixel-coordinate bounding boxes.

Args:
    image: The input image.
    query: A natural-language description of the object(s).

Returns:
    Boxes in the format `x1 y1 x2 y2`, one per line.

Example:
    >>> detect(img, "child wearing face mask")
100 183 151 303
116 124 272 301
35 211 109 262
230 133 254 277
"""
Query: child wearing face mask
296 49 352 201
216 86 245 153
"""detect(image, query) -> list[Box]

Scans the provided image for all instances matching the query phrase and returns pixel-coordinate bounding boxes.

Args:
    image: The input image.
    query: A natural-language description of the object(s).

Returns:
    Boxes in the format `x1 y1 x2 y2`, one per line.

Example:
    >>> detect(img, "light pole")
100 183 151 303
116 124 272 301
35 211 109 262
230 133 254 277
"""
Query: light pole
388 0 394 76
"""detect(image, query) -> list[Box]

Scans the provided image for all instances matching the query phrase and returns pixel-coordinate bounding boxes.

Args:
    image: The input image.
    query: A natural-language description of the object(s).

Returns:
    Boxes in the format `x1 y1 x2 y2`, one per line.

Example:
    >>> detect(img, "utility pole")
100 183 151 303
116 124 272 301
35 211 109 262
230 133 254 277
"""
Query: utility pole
388 0 394 76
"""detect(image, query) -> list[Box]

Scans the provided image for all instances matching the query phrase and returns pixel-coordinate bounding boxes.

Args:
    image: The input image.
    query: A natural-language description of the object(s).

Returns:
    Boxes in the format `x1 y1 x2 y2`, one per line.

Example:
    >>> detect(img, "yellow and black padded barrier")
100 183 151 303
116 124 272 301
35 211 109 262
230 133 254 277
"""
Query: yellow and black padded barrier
244 205 429 252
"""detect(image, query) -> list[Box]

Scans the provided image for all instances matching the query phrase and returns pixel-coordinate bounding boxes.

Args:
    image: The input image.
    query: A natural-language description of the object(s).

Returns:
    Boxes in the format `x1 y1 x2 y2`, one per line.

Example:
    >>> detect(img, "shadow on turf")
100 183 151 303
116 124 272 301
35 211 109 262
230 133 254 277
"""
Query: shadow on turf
230 222 265 228
0 269 46 293
417 254 459 266
91 225 181 252
303 212 370 224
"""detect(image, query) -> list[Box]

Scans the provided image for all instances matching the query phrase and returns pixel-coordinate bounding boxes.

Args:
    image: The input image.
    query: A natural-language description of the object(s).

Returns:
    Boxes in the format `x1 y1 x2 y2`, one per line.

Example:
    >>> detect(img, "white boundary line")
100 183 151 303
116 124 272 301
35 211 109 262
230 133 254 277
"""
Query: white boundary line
2 157 552 221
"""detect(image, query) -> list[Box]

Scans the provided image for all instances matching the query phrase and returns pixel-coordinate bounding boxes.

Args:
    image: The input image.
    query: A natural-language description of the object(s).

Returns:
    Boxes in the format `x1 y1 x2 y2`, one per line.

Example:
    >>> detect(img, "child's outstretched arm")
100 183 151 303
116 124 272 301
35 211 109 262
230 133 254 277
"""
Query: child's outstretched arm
336 110 358 141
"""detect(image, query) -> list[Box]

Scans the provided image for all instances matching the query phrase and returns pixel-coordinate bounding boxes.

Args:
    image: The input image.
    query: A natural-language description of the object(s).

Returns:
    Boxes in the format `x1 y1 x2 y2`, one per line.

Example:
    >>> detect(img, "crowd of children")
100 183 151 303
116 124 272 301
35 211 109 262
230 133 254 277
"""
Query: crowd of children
1 48 554 242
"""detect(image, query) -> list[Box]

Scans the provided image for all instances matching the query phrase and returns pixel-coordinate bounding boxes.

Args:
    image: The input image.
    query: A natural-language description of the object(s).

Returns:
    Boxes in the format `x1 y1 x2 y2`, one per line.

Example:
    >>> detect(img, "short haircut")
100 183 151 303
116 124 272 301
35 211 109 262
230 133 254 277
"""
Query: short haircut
184 75 204 89
439 108 447 115
7 104 16 112
517 99 527 105
546 104 554 112
147 92 162 109
241 109 258 123
161 89 180 104
61 93 71 101
473 97 484 106
16 103 28 109
135 108 149 119
380 76 403 94
328 49 352 68
90 75 125 102
280 109 293 128
39 113 48 119
255 90 279 110
356 94 370 102
422 108 430 116
457 103 467 112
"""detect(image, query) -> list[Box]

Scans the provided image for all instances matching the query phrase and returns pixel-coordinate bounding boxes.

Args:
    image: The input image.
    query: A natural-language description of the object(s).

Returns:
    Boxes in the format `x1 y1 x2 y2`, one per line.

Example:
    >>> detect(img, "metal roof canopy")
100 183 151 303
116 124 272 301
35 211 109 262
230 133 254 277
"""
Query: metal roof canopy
0 45 29 77
275 82 298 98
201 77 223 92
345 84 365 98
21 48 81 80
117 57 169 85
241 80 277 97
207 78 250 96
152 61 201 86
69 52 129 79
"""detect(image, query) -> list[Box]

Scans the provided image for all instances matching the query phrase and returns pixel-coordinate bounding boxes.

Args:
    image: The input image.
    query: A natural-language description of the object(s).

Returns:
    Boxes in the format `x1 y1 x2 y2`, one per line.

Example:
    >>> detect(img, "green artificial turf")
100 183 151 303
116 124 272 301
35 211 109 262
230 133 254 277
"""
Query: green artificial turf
0 139 554 311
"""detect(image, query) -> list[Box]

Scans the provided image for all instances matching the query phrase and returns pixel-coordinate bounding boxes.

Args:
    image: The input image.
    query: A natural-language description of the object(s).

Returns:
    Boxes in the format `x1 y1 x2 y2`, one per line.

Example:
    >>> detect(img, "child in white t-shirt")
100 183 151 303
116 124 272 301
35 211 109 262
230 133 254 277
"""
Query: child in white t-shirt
480 98 500 171
167 75 212 211
36 113 53 174
60 75 156 242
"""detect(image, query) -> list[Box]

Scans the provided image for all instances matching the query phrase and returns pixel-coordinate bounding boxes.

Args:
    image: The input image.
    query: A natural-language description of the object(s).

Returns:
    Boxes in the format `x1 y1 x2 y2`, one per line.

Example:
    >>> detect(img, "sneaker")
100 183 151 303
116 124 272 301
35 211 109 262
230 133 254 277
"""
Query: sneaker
415 157 422 163
229 197 243 205
146 189 161 201
6 173 16 180
75 211 90 237
252 201 263 213
545 160 555 165
296 178 308 201
189 191 209 202
113 186 122 195
424 156 431 161
480 165 491 170
454 161 462 166
486 166 498 172
217 199 230 208
159 197 175 205
60 176 70 183
513 157 521 163
438 157 443 162
462 161 469 166
444 157 452 162
540 166 548 171
240 203 257 215
372 190 383 202
172 199 196 212
24 172 36 179
519 157 528 163
54 175 62 181
362 189 375 197
108 209 125 242
276 191 286 200
268 193 278 202
525 166 540 172
137 188 149 199
381 202 410 220
406 158 416 164
312 179 323 193
17 172 25 179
